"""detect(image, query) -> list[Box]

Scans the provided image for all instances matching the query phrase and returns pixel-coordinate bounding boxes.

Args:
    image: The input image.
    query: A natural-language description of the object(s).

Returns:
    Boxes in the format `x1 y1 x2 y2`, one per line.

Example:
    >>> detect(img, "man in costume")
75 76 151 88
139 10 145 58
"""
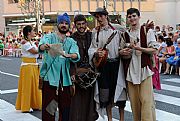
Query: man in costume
88 7 127 121
39 13 80 121
69 14 98 121
119 8 158 121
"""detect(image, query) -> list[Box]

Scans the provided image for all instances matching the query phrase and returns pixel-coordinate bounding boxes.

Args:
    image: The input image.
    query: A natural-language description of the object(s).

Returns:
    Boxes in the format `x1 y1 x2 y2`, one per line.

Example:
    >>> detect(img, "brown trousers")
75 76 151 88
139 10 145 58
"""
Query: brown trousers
127 76 156 121
42 81 71 121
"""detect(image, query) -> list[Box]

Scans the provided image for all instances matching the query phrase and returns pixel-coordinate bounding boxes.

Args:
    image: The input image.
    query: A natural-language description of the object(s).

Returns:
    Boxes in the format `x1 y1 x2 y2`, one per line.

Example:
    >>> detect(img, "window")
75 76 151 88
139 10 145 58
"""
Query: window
14 0 18 3
8 0 19 4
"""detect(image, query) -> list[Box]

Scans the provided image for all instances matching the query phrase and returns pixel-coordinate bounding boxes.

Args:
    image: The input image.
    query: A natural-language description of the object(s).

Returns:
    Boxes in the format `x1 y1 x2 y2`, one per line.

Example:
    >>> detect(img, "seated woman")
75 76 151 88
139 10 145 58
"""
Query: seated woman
168 38 180 75
157 35 167 73
158 35 167 57
176 58 180 75
163 38 176 75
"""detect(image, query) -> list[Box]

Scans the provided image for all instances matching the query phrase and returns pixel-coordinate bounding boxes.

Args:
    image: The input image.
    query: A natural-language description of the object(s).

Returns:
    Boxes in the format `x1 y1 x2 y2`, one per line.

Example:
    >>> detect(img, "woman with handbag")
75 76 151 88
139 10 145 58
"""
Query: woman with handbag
15 25 42 112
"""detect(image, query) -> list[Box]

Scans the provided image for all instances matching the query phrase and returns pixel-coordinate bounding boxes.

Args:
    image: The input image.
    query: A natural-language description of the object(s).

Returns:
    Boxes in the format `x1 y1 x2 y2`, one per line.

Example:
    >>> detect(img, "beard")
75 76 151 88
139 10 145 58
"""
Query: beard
57 26 69 34
77 27 86 34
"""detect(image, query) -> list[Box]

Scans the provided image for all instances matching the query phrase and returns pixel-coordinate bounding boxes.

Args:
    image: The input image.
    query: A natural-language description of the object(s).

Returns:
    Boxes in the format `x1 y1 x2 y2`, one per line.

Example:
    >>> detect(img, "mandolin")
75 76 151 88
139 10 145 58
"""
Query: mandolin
93 31 117 68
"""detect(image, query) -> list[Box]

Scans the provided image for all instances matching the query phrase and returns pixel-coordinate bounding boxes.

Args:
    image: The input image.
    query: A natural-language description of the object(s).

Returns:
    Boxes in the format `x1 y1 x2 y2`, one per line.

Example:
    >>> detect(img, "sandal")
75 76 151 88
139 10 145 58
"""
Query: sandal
163 72 169 75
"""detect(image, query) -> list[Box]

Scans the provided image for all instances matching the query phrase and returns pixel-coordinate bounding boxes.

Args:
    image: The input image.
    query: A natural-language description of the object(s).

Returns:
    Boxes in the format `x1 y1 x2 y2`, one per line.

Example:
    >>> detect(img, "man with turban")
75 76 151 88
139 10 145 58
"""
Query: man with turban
39 13 80 121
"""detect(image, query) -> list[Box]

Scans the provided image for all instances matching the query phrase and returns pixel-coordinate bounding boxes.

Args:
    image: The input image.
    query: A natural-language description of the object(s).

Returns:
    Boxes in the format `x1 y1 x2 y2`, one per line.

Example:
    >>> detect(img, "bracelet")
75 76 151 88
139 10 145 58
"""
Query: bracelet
141 47 145 52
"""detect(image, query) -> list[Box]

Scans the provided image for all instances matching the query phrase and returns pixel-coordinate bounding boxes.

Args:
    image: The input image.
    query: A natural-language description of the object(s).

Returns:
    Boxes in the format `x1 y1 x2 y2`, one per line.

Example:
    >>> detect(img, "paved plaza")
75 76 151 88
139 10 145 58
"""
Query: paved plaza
0 56 180 121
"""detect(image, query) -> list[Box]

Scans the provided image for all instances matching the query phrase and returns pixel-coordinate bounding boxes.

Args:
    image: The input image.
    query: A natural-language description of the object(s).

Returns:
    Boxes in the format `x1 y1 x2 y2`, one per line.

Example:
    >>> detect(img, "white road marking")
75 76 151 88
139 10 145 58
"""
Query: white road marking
97 115 118 121
163 78 180 84
1 69 180 120
0 57 12 60
97 90 180 121
154 93 180 106
0 71 19 78
155 109 180 121
0 89 18 94
0 99 41 121
161 84 180 93
125 101 180 121
118 81 180 120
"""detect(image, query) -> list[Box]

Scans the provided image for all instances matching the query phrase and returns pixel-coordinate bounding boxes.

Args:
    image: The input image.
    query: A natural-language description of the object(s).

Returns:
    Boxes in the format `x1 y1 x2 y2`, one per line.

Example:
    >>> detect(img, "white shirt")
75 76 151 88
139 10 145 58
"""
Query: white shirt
21 41 38 58
88 24 121 63
89 24 127 117
126 28 157 84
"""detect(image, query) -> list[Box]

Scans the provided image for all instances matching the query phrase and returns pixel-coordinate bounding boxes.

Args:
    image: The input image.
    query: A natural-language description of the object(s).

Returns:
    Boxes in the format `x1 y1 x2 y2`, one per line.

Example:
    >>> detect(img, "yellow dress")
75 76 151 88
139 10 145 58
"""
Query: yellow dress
15 57 42 112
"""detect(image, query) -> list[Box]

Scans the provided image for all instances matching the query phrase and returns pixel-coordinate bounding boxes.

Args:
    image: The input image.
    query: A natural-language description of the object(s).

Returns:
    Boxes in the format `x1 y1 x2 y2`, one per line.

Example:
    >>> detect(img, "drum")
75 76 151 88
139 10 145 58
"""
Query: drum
75 67 99 89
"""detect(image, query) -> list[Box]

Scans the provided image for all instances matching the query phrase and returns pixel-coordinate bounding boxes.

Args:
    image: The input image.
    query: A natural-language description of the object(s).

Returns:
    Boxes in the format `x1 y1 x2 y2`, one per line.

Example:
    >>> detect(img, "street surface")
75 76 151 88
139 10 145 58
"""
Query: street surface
0 56 180 121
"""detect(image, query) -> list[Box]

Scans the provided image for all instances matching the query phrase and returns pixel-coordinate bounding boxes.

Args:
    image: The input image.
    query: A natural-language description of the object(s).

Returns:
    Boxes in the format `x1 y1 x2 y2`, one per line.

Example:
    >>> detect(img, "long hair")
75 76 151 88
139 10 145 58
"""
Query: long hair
23 25 33 40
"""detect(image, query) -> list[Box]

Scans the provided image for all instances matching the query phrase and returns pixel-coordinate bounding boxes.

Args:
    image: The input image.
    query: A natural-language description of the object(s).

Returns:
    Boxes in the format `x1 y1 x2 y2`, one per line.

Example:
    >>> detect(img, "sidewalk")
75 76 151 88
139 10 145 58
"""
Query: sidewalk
0 99 41 121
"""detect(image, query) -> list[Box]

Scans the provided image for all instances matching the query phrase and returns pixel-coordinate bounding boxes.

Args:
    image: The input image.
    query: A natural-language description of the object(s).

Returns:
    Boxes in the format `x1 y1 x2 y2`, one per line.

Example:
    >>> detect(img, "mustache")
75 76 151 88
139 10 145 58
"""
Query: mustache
58 28 69 34
79 27 85 30
61 26 67 29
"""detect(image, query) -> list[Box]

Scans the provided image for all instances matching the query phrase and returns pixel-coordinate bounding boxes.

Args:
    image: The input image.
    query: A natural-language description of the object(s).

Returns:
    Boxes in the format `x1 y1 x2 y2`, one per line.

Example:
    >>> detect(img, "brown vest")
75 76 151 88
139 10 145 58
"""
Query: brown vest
121 32 131 78
122 25 152 77
140 25 151 68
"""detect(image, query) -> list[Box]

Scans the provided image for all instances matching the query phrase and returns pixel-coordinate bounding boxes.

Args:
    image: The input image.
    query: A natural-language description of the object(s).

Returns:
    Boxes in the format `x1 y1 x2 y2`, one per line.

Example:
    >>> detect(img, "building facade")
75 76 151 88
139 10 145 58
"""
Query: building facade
0 0 5 33
0 0 179 34
155 0 180 29
1 0 156 34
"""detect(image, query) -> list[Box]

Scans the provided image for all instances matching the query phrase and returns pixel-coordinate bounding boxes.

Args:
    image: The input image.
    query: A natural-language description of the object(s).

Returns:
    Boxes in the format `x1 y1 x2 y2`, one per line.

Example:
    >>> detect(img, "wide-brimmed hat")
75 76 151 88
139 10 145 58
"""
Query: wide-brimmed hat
89 7 108 17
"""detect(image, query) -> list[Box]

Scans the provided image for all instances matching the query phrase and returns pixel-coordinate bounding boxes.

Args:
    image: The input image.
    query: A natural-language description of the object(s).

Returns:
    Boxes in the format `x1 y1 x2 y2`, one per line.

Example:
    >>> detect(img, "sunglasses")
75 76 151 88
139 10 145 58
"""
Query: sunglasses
127 14 137 19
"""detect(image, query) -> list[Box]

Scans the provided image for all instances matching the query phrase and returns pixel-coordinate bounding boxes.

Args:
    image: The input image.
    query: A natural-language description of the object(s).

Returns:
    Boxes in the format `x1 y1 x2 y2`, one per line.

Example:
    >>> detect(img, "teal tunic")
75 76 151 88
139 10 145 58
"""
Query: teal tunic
39 33 80 87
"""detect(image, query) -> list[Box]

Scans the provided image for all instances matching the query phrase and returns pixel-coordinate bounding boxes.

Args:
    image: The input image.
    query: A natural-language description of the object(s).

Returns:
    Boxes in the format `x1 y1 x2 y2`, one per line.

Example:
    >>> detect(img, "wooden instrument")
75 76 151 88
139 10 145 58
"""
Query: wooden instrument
93 31 117 68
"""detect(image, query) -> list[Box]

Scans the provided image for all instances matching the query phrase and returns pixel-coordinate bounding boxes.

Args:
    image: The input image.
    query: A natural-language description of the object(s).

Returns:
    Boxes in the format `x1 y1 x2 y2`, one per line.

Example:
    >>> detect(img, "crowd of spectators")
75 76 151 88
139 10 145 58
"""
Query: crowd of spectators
0 31 42 58
156 24 180 75
0 23 180 75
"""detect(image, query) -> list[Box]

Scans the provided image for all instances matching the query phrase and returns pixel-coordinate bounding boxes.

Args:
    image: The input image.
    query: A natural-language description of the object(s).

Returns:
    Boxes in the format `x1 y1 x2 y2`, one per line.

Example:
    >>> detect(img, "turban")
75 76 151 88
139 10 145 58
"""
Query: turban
57 13 71 26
